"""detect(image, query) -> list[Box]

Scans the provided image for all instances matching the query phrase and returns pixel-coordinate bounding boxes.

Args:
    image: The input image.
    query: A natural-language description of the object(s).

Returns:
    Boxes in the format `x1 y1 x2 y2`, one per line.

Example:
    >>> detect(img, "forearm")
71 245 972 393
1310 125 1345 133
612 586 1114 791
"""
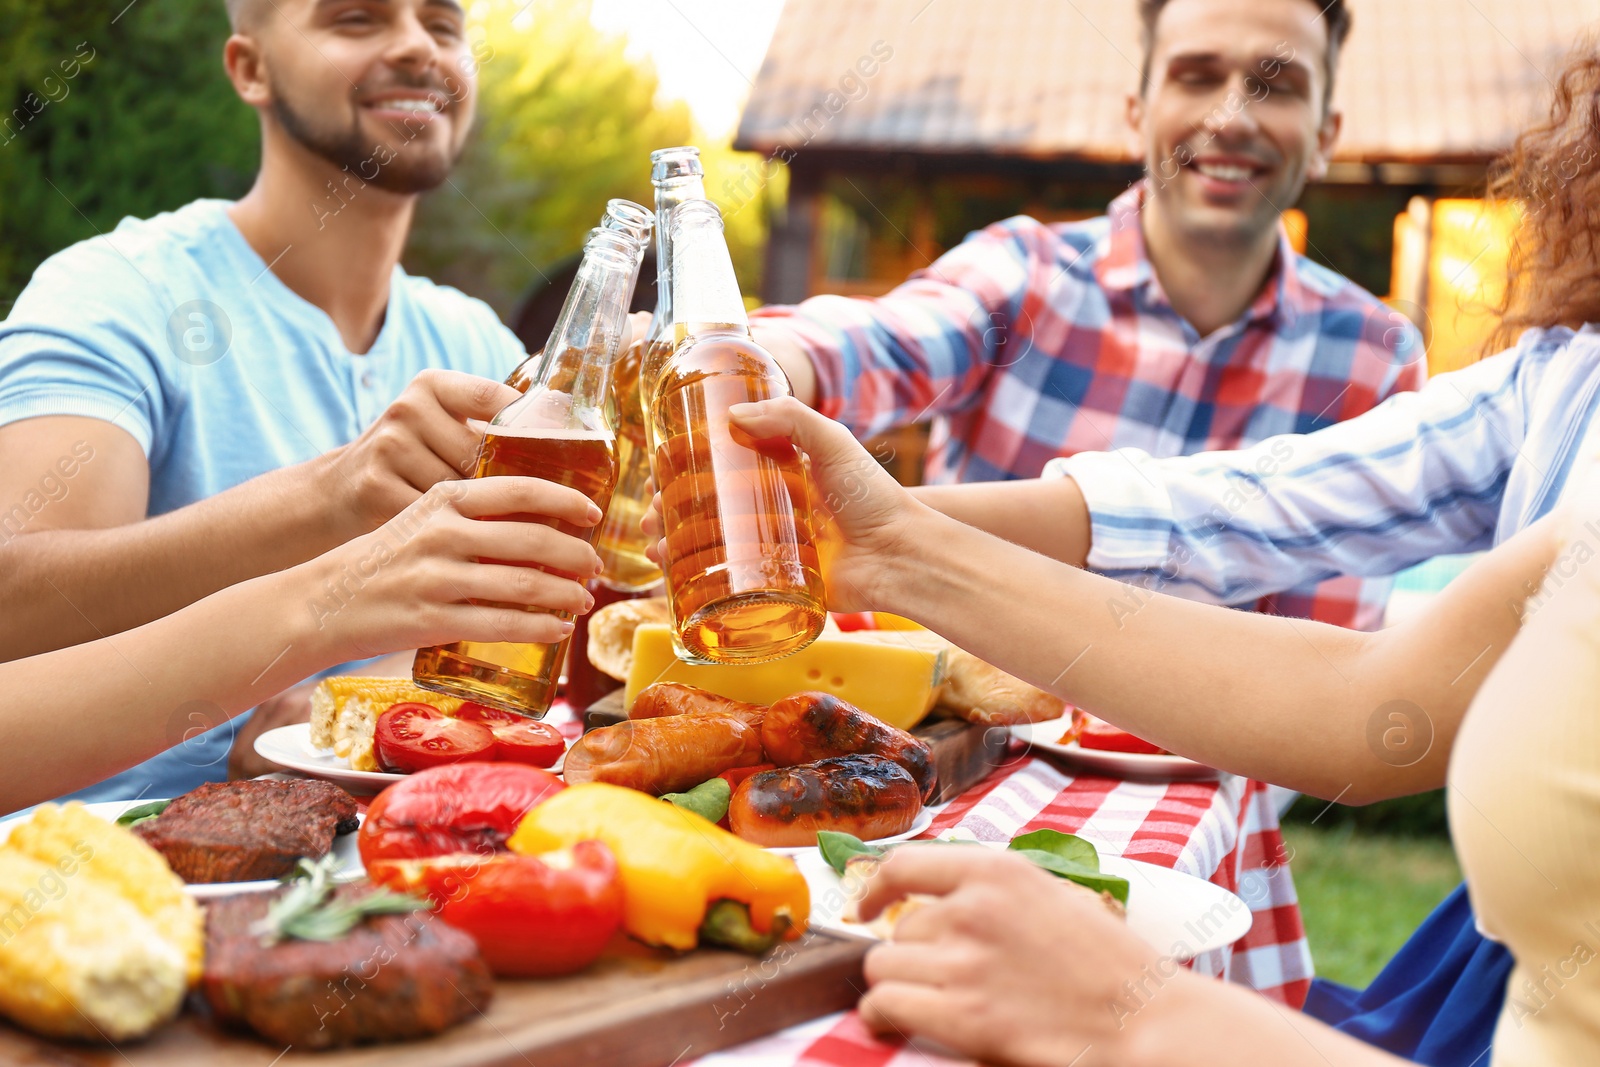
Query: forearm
910 477 1090 566
1123 972 1411 1067
0 456 350 659
873 506 1539 801
751 321 819 407
0 563 337 812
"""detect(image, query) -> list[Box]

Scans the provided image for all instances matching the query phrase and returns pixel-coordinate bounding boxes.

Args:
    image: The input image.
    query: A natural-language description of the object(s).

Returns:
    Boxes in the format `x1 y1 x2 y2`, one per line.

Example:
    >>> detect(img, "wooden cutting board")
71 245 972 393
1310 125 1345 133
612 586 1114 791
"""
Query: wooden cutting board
583 690 1008 805
0 929 871 1067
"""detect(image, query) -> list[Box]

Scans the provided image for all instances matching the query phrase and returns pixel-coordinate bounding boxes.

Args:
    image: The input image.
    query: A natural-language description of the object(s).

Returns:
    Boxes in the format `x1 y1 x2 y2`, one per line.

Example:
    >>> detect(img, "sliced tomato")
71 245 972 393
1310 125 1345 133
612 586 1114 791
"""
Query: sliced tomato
717 763 776 791
490 719 566 768
828 612 876 632
359 762 565 865
455 702 523 726
374 703 495 773
366 841 623 977
1076 714 1166 755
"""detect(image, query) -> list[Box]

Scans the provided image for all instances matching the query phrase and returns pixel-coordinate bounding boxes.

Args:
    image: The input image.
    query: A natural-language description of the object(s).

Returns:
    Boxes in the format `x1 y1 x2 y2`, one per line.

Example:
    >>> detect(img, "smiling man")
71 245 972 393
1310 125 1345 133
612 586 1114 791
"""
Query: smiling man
751 0 1421 634
0 0 532 801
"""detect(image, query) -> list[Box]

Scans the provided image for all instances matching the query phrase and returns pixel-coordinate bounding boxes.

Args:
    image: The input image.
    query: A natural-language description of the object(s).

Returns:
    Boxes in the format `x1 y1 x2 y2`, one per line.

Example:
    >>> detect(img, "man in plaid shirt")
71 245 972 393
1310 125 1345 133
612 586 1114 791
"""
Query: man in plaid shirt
750 0 1421 632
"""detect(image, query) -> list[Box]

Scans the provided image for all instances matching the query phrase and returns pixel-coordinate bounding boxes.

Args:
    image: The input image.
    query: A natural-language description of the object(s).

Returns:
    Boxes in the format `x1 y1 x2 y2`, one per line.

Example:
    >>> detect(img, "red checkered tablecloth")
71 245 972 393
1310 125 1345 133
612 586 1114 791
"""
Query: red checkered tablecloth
689 747 1313 1067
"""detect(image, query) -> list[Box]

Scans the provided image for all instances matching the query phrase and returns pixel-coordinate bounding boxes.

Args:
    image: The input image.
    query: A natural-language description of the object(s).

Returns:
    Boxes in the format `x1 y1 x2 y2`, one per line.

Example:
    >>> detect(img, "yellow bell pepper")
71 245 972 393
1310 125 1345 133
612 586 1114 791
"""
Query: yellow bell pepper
508 783 809 951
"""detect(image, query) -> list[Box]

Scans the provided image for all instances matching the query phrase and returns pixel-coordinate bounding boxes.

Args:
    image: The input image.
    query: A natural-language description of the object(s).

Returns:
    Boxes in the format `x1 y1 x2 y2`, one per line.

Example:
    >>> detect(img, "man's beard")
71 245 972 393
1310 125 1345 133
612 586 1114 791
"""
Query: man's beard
271 83 460 194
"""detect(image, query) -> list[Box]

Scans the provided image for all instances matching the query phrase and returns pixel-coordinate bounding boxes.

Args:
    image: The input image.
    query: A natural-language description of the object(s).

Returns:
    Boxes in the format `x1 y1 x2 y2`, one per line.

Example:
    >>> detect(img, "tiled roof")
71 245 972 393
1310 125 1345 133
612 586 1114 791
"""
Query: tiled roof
735 0 1599 163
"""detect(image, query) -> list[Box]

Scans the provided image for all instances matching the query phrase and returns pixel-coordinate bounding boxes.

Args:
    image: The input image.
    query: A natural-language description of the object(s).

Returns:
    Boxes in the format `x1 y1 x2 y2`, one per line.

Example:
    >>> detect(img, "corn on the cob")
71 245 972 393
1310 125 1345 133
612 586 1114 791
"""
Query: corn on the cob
309 677 462 771
5 803 202 982
0 849 186 1041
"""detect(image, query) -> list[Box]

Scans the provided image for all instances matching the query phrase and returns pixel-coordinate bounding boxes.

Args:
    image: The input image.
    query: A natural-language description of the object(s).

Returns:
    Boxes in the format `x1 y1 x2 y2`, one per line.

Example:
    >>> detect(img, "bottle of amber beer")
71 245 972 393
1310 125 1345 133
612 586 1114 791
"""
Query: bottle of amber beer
593 147 705 592
505 199 652 394
649 198 827 664
412 221 644 716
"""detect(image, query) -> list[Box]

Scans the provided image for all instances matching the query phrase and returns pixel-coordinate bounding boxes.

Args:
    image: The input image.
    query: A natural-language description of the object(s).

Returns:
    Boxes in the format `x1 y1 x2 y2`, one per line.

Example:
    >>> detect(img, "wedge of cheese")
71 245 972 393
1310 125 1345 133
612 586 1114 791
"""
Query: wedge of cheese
622 624 946 730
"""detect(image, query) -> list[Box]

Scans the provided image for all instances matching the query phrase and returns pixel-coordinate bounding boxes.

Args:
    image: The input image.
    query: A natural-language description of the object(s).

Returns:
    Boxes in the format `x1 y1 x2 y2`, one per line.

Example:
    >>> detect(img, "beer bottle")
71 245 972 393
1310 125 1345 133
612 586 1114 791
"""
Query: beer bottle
412 222 644 717
649 198 827 664
594 147 705 592
505 200 652 394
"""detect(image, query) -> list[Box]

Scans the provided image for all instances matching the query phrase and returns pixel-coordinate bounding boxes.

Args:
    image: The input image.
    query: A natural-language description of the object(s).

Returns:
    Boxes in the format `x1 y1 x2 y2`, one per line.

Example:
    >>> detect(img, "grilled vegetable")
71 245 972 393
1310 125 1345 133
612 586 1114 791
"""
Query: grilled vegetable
508 783 809 951
6 802 202 981
368 842 624 977
0 804 204 1042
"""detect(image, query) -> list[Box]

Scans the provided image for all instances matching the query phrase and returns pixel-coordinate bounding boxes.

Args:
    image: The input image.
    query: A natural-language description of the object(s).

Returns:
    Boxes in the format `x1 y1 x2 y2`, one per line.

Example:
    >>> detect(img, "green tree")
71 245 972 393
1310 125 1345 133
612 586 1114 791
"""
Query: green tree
407 0 771 317
0 1 257 310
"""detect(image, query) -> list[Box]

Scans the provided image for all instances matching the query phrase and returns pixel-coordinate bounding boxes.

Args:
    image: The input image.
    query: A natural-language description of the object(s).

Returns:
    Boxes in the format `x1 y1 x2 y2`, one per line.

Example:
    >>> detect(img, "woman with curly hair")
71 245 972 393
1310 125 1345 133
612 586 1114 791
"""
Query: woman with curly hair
649 40 1600 1067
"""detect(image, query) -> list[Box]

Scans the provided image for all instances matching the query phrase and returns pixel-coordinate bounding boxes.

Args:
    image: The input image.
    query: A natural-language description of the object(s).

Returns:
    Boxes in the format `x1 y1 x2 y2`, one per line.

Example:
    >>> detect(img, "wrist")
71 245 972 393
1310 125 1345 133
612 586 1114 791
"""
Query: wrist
863 503 962 616
298 447 368 545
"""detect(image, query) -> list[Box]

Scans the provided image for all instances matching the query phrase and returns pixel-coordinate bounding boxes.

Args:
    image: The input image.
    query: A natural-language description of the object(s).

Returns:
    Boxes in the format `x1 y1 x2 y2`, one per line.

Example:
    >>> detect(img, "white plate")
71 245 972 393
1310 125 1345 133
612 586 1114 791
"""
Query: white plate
0 800 365 898
255 721 570 793
1010 717 1224 782
765 807 935 856
254 723 406 791
797 841 1252 959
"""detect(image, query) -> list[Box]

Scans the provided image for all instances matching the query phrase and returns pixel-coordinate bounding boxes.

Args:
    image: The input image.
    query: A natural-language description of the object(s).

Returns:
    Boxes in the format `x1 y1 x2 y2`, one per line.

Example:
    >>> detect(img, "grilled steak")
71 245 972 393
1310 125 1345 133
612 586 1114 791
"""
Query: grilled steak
135 779 359 883
201 886 492 1049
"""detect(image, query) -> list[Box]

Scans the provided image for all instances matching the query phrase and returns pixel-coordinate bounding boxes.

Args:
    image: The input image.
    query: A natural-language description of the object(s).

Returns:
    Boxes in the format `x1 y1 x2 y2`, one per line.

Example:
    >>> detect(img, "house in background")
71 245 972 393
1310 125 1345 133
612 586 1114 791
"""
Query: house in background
735 0 1593 379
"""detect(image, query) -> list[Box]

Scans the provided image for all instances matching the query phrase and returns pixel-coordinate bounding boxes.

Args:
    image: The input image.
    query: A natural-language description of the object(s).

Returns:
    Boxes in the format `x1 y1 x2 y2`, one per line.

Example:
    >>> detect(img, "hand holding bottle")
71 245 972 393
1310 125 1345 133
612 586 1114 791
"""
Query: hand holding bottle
644 396 923 614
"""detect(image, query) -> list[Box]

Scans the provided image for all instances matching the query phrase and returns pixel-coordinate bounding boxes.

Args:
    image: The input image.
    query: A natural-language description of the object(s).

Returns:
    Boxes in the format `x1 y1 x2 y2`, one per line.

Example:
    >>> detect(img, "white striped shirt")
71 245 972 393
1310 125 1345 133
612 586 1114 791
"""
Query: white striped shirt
1053 326 1600 603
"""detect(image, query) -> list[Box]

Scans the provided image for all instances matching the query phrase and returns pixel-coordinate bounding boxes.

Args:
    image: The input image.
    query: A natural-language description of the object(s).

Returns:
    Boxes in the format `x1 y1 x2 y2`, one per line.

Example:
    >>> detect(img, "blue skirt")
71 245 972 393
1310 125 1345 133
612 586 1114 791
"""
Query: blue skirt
1303 884 1512 1065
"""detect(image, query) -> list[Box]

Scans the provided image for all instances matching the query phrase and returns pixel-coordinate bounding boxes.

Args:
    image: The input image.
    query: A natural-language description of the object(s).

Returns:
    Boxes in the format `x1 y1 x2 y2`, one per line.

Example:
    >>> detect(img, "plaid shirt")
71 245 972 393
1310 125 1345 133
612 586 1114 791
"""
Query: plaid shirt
749 183 1426 630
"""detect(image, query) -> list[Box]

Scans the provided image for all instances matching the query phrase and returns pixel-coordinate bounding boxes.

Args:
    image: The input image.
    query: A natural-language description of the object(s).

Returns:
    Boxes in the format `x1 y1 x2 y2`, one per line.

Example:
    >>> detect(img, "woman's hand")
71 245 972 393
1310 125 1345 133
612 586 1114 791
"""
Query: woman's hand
856 845 1173 1067
642 397 925 612
300 475 603 662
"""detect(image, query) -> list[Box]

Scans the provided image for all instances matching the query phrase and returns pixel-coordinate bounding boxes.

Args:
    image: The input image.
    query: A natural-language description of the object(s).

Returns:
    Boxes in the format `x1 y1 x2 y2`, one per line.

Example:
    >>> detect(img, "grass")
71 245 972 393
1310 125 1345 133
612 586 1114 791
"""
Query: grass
1282 823 1463 989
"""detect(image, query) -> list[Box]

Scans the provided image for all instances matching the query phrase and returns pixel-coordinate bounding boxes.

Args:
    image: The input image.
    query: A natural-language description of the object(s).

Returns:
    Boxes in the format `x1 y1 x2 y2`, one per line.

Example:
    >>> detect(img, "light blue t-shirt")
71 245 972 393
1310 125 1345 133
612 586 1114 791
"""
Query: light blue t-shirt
0 199 526 805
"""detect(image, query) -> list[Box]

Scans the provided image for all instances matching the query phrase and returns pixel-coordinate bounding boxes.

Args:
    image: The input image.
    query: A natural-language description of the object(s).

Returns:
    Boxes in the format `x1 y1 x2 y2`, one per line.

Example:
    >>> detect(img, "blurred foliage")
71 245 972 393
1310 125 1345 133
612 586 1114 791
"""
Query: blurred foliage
0 1 258 311
406 0 774 318
0 0 773 322
1283 787 1451 838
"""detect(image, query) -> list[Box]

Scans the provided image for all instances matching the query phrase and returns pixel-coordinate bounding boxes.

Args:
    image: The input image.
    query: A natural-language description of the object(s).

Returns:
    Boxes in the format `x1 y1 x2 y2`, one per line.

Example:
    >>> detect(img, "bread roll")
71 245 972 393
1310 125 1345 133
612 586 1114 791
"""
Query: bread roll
585 597 671 680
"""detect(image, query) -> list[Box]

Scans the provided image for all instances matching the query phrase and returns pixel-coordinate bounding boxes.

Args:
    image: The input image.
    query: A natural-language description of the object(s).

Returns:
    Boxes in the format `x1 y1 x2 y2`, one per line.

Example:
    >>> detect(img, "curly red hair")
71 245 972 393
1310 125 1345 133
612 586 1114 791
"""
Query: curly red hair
1486 42 1600 354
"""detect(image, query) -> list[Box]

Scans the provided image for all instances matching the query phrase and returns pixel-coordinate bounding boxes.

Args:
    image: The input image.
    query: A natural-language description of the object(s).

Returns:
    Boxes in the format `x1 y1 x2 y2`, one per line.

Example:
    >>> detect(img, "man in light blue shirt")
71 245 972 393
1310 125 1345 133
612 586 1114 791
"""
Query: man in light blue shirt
0 0 531 801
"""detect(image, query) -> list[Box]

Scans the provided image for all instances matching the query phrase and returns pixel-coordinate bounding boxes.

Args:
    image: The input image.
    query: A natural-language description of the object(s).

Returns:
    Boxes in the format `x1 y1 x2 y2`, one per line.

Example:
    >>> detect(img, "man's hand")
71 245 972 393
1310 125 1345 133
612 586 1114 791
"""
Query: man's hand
856 845 1167 1067
317 369 520 536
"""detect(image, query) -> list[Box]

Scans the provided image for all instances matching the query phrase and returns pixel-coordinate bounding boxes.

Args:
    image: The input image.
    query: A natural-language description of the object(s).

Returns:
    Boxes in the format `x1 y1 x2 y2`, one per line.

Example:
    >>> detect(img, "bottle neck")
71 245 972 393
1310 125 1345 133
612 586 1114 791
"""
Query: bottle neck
503 245 634 428
672 210 749 338
647 175 707 343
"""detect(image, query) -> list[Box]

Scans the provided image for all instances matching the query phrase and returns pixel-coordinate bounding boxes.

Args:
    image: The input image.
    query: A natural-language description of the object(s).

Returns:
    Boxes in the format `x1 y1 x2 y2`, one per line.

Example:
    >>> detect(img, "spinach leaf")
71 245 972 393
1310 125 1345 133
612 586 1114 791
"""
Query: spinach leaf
115 799 170 828
817 831 883 876
1009 829 1100 872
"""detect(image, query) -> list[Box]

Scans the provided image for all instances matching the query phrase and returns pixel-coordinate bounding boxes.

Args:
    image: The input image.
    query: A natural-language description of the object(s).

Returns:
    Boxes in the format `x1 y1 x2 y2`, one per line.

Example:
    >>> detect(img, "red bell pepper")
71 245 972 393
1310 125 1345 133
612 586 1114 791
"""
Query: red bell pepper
367 840 624 978
1075 714 1166 755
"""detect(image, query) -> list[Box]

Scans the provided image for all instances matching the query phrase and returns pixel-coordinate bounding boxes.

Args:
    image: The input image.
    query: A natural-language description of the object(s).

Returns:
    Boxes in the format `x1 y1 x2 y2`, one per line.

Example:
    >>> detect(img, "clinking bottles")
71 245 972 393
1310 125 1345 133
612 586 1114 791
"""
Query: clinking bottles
594 147 706 592
648 198 827 664
412 218 645 717
506 199 652 394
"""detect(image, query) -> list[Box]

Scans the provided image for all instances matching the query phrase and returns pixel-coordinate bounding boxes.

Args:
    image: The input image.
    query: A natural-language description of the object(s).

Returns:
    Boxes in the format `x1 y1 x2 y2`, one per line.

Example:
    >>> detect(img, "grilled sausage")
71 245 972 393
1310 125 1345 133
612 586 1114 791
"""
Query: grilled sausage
760 692 937 802
629 682 765 728
728 755 922 848
562 712 765 795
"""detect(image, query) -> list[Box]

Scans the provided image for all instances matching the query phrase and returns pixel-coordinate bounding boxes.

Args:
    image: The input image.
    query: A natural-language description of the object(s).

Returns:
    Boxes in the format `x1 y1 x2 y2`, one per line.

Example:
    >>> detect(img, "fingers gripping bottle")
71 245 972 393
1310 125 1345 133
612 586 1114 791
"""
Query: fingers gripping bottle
594 147 706 592
648 198 827 664
413 220 645 716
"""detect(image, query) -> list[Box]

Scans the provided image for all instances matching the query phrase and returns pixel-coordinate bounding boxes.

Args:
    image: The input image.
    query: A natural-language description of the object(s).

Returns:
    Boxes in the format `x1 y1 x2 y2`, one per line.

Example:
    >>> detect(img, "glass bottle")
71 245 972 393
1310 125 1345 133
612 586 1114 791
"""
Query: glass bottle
412 226 640 716
594 147 706 592
505 199 653 394
649 198 827 664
